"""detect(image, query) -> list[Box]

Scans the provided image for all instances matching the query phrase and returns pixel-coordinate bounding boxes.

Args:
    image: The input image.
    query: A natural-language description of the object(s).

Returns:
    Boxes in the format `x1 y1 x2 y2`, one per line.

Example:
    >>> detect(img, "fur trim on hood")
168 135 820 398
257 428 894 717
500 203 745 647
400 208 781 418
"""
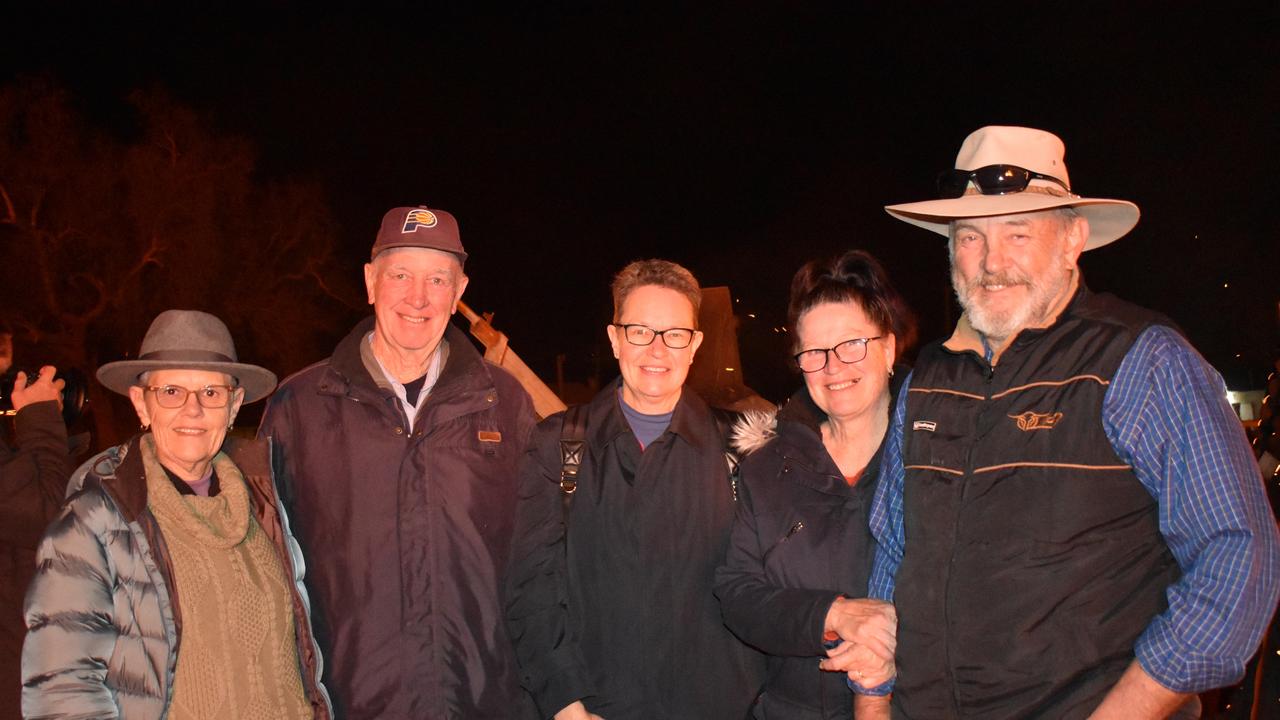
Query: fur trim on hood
731 408 779 455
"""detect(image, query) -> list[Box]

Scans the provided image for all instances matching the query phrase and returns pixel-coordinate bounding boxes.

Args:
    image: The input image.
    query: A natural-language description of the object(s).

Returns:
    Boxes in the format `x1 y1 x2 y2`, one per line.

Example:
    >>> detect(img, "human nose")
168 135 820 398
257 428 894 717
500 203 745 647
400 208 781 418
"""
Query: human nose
981 235 1008 274
647 335 671 356
406 278 429 307
178 390 205 415
822 349 842 374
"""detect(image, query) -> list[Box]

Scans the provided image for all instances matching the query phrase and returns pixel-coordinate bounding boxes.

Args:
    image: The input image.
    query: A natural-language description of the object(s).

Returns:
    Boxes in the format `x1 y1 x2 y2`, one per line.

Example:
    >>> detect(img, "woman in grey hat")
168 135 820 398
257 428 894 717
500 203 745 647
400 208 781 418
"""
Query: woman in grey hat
21 309 332 720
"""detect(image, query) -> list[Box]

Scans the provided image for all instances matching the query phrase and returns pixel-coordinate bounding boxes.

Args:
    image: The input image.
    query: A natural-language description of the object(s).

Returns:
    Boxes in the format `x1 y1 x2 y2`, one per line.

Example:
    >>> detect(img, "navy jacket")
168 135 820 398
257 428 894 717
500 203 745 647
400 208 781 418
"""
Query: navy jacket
260 318 537 720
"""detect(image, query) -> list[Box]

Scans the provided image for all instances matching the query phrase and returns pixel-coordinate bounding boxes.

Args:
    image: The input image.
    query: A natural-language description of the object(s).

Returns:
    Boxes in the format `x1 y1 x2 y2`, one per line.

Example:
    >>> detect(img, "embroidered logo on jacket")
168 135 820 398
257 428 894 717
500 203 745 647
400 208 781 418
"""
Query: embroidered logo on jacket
402 209 438 232
477 430 502 443
912 420 937 432
1009 411 1064 431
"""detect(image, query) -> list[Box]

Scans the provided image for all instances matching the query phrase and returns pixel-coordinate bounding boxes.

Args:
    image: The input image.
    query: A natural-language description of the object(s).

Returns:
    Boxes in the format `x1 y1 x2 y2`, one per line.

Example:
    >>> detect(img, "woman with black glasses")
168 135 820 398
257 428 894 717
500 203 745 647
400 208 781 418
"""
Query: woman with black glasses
716 250 914 719
506 259 765 720
22 310 331 720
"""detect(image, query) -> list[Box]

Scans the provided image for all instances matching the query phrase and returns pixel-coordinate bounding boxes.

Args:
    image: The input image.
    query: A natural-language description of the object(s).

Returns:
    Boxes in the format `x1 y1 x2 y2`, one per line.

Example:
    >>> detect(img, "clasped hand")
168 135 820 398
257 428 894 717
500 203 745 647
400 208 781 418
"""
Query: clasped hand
817 597 897 687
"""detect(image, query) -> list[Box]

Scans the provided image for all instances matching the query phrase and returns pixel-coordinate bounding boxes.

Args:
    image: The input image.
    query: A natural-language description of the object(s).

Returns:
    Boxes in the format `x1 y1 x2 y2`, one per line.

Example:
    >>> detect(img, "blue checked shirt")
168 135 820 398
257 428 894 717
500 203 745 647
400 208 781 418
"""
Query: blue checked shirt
863 325 1280 695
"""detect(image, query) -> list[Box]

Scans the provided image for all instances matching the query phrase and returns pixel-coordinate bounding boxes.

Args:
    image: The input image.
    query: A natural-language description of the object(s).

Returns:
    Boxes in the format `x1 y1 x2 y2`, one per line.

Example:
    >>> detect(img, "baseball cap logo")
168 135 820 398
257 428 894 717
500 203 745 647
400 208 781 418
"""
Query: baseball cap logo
402 209 438 233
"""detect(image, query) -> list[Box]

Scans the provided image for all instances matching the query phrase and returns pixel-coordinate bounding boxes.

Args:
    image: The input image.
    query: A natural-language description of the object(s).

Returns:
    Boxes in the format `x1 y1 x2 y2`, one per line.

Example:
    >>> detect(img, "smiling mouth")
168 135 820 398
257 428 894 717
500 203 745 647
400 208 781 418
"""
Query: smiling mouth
171 427 207 435
399 314 428 324
826 378 860 391
640 366 670 374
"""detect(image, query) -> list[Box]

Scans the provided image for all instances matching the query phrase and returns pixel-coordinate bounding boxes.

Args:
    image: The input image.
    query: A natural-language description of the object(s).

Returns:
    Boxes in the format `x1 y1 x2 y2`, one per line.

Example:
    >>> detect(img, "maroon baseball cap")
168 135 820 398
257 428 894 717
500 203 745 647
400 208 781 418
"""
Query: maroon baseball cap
370 206 468 263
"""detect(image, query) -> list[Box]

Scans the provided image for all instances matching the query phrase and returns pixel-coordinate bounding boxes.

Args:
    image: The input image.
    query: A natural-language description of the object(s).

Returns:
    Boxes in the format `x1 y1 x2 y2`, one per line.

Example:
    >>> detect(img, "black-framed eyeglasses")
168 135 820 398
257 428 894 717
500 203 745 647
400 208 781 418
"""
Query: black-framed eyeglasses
793 336 883 373
613 323 697 349
144 384 236 409
937 164 1071 199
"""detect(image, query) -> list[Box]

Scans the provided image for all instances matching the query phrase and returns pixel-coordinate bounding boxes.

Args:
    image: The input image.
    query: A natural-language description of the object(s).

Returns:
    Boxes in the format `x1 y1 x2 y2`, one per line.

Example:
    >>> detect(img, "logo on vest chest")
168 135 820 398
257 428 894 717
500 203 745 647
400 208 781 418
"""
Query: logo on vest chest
912 420 937 432
1009 410 1064 431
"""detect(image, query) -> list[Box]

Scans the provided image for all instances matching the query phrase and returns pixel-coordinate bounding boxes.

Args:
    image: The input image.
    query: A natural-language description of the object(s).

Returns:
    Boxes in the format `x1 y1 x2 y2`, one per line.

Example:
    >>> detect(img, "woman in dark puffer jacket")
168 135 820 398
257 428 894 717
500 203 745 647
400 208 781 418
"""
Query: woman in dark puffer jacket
716 250 914 719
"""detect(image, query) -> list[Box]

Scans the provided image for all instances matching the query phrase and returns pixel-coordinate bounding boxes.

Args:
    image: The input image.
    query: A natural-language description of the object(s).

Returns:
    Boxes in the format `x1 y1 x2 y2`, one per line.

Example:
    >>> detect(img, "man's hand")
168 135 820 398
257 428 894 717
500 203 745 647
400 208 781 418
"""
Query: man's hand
1086 661 1192 719
554 700 605 720
822 597 896 661
11 366 64 413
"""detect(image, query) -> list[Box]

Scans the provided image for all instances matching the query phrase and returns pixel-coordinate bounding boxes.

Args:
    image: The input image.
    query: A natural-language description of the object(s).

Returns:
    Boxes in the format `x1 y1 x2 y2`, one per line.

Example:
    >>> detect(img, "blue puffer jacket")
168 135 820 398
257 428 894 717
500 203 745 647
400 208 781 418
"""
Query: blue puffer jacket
21 435 332 720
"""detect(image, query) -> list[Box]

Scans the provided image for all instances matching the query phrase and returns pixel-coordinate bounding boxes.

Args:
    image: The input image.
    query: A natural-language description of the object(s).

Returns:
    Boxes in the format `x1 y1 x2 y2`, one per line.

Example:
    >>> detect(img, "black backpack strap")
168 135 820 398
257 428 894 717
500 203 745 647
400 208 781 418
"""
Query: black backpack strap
709 407 743 501
559 404 589 514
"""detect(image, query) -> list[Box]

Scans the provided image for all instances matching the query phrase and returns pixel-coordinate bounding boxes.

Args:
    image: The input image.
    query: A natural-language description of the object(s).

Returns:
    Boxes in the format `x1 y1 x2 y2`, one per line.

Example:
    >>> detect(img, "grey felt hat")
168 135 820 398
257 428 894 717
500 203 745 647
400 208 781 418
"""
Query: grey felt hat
97 309 278 403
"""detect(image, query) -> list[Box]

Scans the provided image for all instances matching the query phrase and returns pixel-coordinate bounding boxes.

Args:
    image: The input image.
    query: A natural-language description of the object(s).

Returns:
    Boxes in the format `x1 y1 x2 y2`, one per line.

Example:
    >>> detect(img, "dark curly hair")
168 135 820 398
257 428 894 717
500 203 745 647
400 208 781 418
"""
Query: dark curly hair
786 249 916 360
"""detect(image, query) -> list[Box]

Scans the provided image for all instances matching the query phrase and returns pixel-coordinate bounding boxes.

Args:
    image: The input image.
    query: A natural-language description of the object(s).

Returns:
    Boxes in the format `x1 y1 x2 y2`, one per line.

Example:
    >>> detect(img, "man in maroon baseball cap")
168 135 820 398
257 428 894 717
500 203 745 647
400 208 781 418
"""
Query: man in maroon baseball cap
260 205 537 719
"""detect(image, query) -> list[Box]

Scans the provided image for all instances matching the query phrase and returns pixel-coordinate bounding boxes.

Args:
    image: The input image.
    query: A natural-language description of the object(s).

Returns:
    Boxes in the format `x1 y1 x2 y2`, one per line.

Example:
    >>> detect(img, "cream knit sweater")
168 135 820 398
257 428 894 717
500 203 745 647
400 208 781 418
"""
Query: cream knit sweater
143 437 312 720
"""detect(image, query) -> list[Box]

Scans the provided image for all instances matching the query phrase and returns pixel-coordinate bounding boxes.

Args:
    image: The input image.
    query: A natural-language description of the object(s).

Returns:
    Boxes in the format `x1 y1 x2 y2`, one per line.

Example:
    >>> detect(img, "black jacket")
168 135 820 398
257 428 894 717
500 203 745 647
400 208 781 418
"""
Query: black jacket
715 376 899 720
0 400 70 718
259 318 537 720
506 382 766 720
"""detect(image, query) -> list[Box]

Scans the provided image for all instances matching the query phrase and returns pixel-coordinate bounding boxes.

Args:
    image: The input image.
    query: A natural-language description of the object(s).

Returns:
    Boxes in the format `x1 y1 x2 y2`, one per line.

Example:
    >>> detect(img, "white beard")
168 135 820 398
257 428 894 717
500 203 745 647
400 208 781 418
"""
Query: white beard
952 264 1073 345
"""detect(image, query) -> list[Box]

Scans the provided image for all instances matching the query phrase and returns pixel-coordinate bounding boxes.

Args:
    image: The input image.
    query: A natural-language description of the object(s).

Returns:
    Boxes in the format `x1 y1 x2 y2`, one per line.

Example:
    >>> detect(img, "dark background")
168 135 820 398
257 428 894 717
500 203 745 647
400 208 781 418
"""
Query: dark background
3 3 1277 409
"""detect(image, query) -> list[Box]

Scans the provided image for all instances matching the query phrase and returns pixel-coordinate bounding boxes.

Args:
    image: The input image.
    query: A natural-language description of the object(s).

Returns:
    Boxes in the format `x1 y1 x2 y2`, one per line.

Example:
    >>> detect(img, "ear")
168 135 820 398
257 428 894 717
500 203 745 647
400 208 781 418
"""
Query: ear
687 330 705 363
450 273 470 314
228 387 246 426
606 323 622 359
882 332 897 367
129 386 151 427
363 262 378 305
1063 215 1089 264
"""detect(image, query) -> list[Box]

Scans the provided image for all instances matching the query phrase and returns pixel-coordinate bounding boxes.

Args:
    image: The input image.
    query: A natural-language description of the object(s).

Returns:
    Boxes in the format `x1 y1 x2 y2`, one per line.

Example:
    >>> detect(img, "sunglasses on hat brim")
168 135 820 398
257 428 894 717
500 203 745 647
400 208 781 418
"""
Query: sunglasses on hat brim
937 164 1071 199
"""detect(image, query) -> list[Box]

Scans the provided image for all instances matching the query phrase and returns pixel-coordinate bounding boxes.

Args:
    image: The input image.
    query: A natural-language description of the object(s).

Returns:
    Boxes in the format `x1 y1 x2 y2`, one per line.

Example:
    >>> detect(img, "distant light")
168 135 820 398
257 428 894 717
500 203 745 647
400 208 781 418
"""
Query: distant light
1236 353 1242 358
747 313 756 319
1223 283 1229 288
724 367 735 372
735 298 741 303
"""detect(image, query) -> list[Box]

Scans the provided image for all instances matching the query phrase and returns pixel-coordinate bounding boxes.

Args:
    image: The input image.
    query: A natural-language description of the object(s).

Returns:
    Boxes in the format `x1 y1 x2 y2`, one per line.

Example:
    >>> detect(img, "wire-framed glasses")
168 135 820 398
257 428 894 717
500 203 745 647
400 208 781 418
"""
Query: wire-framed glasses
144 384 236 409
793 336 883 373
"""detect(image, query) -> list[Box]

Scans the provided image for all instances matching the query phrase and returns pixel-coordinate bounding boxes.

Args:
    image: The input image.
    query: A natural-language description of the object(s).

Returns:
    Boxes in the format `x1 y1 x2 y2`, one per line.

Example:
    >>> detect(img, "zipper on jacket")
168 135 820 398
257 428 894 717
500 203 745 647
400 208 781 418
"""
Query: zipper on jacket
945 356 995 717
762 520 805 563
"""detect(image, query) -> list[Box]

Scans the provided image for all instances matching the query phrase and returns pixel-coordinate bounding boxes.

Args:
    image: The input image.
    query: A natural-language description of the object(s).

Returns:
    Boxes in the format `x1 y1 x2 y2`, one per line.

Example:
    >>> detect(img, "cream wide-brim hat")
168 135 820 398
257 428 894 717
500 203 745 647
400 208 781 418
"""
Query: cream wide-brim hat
884 126 1140 251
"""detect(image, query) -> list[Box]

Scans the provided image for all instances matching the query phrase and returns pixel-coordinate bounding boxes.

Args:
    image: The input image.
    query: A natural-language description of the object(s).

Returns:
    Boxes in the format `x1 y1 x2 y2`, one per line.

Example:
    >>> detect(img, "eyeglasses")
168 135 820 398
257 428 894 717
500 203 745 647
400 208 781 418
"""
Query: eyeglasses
612 324 697 349
144 384 236 409
793 336 882 373
937 164 1071 199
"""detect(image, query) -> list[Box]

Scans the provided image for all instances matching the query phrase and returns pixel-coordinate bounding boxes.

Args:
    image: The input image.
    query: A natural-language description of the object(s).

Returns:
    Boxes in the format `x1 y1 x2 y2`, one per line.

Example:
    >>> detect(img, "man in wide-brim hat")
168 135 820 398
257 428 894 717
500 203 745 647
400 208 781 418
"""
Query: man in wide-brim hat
842 126 1280 719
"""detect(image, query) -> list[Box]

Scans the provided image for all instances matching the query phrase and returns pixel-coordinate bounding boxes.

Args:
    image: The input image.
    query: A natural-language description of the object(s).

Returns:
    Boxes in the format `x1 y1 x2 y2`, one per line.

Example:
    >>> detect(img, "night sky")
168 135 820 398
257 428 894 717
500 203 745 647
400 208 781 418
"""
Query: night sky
5 4 1277 399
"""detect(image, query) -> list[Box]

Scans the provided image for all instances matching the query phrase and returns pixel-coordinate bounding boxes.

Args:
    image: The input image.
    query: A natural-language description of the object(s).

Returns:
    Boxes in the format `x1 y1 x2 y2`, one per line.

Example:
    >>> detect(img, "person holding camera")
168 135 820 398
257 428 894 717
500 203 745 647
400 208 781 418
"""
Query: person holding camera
1 357 72 719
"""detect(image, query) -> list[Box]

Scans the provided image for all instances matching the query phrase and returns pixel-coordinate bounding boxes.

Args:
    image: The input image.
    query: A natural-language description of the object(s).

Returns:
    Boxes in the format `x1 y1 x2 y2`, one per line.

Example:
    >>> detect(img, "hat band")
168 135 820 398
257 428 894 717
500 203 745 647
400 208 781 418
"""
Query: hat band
962 184 1077 199
137 349 236 363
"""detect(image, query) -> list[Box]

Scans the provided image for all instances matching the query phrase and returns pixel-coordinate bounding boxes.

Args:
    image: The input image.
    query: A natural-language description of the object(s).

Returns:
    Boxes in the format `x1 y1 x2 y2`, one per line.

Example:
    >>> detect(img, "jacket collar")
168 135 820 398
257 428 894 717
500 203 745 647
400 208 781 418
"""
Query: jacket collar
770 368 905 494
586 378 718 453
322 318 496 412
96 434 274 523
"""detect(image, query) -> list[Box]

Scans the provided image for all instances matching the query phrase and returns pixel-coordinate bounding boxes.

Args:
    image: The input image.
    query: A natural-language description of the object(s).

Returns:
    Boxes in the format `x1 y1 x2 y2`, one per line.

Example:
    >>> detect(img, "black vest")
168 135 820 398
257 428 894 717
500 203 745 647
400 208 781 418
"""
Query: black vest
893 288 1181 720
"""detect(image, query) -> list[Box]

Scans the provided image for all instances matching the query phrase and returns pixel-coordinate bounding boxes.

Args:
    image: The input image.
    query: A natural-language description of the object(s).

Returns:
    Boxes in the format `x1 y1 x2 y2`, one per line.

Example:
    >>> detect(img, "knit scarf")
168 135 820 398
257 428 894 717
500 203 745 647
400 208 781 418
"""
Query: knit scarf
142 436 312 720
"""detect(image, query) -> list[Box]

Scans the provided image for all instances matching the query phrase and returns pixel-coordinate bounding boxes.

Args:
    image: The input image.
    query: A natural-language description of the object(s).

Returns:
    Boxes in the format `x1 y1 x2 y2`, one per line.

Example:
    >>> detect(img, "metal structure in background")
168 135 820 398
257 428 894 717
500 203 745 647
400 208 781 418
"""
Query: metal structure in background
457 301 567 419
